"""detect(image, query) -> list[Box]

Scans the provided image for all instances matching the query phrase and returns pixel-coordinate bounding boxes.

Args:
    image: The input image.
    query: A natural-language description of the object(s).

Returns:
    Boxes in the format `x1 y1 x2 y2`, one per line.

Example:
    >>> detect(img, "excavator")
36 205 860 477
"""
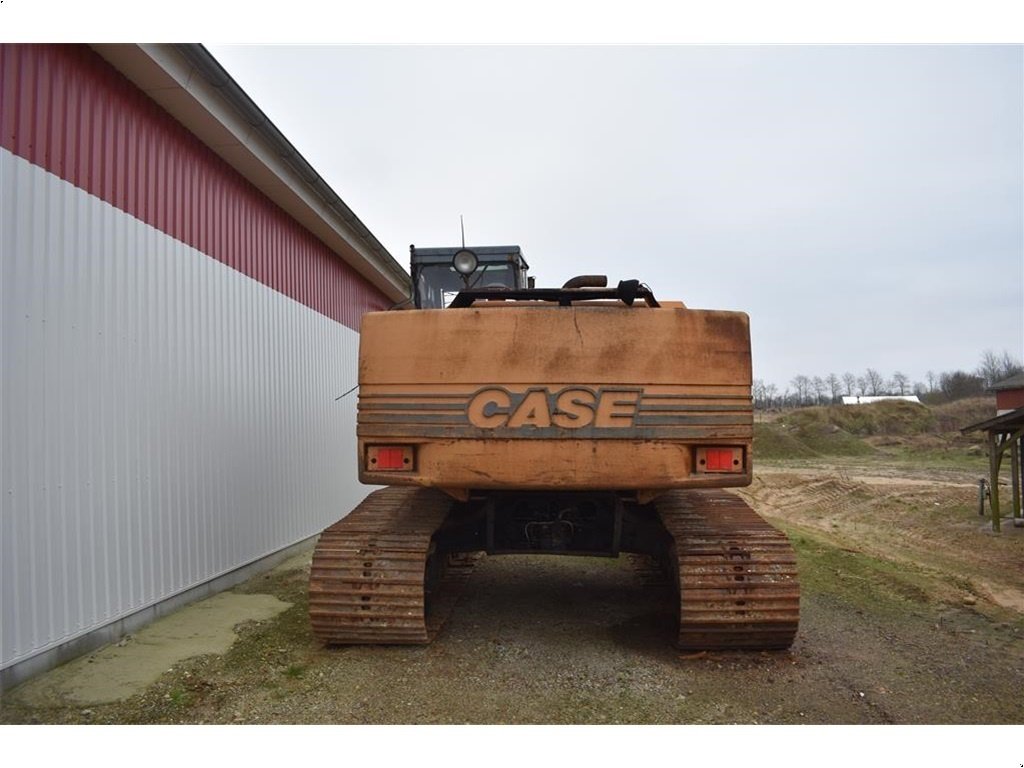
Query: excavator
309 245 799 650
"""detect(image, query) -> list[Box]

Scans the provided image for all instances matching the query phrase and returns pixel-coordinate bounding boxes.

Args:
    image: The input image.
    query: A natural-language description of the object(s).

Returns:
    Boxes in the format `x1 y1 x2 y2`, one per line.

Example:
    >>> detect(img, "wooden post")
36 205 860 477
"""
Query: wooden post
1011 438 1021 523
989 431 1001 533
977 478 987 517
1020 434 1024 521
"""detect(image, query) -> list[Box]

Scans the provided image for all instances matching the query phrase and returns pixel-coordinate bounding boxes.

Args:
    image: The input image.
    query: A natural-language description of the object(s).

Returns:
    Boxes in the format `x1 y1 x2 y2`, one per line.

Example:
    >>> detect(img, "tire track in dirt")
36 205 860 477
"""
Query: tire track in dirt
740 466 1024 617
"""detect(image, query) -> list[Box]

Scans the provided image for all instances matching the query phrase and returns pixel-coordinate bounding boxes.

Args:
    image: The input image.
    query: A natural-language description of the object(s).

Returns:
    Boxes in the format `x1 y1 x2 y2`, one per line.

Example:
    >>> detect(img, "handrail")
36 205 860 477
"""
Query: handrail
448 280 659 308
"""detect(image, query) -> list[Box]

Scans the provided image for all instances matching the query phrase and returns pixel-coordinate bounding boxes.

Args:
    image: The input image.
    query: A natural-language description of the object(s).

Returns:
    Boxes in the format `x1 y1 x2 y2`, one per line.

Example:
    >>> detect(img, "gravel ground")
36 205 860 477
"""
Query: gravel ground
4 547 1021 726
3 463 1022 727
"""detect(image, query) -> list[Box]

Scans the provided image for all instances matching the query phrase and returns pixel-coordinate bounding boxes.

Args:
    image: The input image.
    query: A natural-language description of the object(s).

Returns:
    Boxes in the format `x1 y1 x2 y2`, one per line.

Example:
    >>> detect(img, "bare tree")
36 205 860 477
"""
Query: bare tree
765 383 778 410
978 349 1024 387
826 373 842 403
811 376 827 405
998 350 1024 380
790 375 811 406
977 349 1002 388
842 372 857 397
925 370 937 392
752 378 767 410
863 368 885 396
940 370 984 400
855 376 867 397
891 371 910 395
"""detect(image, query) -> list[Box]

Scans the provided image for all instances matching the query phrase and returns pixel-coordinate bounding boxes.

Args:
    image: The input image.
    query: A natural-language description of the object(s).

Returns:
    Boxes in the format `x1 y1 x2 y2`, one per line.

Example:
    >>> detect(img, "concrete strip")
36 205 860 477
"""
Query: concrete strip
12 592 291 706
2 537 318 691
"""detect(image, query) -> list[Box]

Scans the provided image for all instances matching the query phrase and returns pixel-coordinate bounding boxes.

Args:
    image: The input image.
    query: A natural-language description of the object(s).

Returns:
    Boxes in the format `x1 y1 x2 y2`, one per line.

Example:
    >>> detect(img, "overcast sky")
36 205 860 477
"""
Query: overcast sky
207 45 1022 391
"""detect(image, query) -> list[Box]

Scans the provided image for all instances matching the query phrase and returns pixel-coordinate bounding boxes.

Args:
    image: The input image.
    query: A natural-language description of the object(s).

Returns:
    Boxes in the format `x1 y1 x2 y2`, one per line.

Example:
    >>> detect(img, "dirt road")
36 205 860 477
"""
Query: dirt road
3 462 1022 725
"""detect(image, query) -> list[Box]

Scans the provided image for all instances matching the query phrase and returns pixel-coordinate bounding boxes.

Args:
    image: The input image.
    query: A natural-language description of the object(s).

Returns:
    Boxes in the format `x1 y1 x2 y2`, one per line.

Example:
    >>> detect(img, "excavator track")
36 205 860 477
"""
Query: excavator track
309 486 474 645
654 489 799 651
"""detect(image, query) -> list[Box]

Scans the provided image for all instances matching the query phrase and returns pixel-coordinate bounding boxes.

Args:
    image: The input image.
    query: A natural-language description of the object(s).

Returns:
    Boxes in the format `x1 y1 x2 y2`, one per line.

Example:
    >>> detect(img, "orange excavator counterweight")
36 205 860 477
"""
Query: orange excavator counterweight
310 246 798 650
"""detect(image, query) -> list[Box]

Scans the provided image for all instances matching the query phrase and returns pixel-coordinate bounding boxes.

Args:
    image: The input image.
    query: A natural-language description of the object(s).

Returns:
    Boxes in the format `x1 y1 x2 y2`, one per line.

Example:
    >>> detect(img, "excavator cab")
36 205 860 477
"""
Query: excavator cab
410 245 531 309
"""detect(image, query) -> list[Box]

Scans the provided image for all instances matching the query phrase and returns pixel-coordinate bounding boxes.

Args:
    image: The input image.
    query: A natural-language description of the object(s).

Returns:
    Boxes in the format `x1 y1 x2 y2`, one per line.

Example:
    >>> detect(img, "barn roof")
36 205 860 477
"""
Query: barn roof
91 44 410 303
990 373 1024 392
961 406 1024 434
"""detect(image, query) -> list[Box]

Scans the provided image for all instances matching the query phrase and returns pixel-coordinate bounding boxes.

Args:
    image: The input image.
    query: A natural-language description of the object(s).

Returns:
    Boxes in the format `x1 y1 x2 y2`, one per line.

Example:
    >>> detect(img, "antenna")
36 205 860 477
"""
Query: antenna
460 215 465 248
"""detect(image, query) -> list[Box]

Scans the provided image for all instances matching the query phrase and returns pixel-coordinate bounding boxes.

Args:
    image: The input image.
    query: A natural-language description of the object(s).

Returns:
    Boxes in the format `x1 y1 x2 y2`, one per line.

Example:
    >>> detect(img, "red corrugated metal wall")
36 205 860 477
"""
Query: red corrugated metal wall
0 43 391 330
997 389 1024 411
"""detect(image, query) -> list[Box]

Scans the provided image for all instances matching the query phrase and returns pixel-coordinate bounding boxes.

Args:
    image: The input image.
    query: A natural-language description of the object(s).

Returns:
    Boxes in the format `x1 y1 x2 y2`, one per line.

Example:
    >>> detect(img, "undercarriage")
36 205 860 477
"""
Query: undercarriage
309 488 799 650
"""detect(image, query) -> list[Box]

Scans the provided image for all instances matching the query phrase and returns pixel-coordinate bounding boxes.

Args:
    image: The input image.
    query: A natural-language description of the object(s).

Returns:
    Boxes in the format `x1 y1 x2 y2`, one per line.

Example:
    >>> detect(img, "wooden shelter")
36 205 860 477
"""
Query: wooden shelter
962 406 1024 532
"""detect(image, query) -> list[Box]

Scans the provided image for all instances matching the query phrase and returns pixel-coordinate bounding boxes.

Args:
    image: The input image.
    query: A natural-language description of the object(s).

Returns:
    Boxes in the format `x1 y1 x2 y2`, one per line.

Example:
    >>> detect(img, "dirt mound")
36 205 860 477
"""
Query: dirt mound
755 399 993 461
754 417 875 459
753 423 819 459
786 401 935 437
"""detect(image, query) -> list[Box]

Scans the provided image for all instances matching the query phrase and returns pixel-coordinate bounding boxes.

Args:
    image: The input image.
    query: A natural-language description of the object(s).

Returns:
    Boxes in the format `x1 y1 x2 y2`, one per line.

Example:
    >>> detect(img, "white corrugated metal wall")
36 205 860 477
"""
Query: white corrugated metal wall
1 147 368 673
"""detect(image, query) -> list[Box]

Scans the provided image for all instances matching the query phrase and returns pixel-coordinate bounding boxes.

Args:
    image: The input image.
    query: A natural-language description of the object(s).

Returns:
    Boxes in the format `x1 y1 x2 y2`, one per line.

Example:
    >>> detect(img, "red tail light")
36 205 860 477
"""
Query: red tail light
367 445 414 471
696 446 744 473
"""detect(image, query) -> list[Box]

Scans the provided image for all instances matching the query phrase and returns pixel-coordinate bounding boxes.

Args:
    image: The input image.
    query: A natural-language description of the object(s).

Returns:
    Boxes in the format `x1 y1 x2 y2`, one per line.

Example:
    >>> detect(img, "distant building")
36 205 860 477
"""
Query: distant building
841 395 923 406
991 373 1024 415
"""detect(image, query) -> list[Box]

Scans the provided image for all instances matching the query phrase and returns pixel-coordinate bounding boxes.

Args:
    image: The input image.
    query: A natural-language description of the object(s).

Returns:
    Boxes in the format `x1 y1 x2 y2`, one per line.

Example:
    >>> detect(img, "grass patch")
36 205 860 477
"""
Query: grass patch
869 446 990 474
784 526 941 614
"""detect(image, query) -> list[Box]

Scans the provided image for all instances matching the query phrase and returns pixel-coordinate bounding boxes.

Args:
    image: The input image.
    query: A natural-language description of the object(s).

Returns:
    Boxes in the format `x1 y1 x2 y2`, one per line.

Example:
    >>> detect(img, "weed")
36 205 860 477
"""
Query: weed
168 687 190 708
